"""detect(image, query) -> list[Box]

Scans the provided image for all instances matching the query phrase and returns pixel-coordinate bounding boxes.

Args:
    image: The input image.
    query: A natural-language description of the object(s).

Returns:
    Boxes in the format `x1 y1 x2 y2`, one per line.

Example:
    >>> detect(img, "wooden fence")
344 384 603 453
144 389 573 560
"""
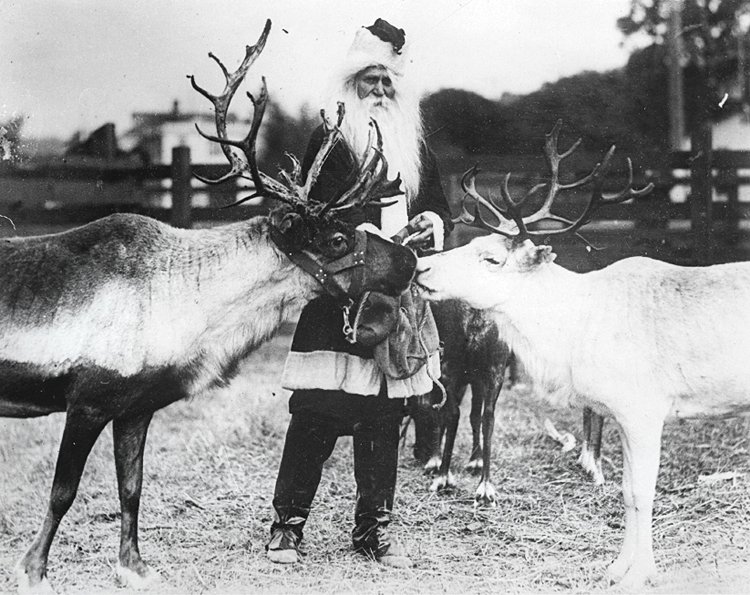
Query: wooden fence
2 146 749 267
0 147 269 230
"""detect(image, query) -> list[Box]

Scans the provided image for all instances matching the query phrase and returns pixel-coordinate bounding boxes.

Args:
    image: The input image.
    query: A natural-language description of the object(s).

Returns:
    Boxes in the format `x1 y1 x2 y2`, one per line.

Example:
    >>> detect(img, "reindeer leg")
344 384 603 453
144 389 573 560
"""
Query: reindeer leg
607 413 664 588
430 378 465 493
578 408 605 484
113 413 159 589
473 374 502 508
589 412 605 484
412 392 442 472
16 411 108 593
579 407 592 464
465 387 483 475
578 407 604 484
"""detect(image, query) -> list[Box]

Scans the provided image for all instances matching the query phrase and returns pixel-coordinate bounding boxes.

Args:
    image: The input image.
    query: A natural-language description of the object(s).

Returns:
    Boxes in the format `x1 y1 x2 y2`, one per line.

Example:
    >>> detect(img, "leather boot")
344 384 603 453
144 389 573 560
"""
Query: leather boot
267 511 304 564
266 412 338 564
351 414 412 568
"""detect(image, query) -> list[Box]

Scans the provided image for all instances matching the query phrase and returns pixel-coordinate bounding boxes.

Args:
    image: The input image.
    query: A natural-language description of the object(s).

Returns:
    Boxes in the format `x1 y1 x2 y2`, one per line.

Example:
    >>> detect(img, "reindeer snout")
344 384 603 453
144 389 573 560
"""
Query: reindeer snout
415 259 431 277
412 259 436 297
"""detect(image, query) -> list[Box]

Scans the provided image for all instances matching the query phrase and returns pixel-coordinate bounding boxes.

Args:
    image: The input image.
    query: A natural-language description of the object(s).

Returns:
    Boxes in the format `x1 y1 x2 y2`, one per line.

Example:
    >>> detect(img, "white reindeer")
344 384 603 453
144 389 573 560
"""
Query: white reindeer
4 20 417 593
414 121 750 589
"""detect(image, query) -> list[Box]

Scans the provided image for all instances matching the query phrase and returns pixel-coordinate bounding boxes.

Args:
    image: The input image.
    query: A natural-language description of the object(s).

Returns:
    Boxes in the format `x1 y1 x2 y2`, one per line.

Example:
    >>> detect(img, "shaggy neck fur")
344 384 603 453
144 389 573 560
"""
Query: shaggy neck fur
488 262 587 407
0 215 318 397
167 219 318 394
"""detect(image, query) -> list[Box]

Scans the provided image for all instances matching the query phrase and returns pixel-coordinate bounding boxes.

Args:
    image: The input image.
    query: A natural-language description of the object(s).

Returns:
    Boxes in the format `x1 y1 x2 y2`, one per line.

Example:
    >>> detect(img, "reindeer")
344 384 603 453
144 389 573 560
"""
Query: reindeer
4 20 417 593
414 120 750 588
411 300 511 506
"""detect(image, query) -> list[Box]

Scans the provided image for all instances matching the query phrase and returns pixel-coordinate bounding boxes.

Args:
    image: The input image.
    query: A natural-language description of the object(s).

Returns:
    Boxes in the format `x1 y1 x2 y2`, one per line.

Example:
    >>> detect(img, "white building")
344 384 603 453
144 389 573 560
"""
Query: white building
125 100 264 165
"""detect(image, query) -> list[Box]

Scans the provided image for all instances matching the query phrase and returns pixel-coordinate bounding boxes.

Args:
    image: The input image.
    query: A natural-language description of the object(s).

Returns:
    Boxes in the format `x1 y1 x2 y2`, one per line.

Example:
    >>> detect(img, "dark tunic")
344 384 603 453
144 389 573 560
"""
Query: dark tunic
285 124 453 423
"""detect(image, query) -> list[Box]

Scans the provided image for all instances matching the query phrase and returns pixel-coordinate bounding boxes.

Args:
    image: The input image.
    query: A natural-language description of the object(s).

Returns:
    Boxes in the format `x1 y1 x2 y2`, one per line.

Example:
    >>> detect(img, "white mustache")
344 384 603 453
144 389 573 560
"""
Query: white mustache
365 96 392 112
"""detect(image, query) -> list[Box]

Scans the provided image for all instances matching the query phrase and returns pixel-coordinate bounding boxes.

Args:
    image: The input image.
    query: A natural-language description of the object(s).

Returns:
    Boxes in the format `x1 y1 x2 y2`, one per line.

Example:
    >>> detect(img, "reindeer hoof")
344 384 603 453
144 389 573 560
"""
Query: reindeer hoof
473 481 497 508
578 451 605 485
15 567 55 595
430 471 456 492
612 566 658 591
605 556 632 585
116 564 161 590
423 456 441 474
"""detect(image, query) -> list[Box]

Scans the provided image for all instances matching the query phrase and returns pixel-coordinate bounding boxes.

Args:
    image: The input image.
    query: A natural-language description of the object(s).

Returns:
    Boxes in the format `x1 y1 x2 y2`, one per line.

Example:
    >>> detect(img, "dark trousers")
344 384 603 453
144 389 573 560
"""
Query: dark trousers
270 404 402 552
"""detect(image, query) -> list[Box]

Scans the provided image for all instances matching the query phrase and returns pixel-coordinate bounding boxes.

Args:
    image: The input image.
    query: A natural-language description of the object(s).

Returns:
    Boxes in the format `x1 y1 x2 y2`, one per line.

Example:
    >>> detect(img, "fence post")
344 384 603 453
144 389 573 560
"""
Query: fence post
689 123 713 264
723 168 740 247
171 146 192 229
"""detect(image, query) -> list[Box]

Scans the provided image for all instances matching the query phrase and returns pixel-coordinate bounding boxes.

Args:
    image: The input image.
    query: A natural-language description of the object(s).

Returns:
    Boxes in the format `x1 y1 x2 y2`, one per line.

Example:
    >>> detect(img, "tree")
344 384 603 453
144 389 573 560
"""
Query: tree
421 89 510 155
0 114 26 165
618 0 750 125
257 101 318 177
422 70 663 163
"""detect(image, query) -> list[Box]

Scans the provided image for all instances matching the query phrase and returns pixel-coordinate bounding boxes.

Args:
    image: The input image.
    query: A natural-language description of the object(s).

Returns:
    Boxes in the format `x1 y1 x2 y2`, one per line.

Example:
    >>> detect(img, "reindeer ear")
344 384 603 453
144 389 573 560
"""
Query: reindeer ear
516 243 556 271
270 210 310 252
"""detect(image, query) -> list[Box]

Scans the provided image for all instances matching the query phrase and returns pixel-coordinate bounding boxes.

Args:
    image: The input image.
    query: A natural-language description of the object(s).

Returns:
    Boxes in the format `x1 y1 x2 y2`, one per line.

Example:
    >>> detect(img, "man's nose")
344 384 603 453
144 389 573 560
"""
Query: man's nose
372 80 385 96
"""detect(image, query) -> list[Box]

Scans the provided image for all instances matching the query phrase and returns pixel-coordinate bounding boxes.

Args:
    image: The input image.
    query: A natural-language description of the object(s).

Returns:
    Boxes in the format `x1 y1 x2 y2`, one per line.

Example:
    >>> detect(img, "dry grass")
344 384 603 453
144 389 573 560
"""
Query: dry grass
1 332 749 594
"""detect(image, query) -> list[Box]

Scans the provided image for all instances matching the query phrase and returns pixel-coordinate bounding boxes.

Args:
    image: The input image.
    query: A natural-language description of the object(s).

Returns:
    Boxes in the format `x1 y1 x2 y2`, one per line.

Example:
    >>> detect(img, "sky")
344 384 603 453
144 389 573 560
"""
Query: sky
1 0 640 140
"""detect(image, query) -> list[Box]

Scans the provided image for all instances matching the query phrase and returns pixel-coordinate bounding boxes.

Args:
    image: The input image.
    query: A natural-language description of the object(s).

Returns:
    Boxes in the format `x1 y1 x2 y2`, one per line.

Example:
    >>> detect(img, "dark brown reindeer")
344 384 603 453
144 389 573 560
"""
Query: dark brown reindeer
5 20 416 593
411 301 511 506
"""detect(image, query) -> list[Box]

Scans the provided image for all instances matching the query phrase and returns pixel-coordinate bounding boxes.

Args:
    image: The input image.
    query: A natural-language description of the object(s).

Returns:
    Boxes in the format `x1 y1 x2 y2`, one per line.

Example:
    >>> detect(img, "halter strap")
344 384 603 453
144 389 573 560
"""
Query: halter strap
271 228 368 300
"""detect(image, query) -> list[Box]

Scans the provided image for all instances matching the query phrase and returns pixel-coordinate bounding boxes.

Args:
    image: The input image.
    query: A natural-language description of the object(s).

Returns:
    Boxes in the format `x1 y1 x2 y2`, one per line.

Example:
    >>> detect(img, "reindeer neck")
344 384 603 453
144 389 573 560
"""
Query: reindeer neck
169 217 315 344
0 214 319 394
491 262 588 403
141 217 317 396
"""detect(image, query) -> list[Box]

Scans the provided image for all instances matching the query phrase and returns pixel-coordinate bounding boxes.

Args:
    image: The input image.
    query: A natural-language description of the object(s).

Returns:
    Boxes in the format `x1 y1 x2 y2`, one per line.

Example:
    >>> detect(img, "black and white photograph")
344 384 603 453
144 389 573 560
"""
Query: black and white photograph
1 0 749 592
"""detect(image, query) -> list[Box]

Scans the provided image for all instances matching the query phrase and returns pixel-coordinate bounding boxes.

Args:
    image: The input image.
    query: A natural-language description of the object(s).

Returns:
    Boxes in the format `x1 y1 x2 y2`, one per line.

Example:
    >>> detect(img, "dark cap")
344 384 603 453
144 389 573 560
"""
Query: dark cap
365 18 406 54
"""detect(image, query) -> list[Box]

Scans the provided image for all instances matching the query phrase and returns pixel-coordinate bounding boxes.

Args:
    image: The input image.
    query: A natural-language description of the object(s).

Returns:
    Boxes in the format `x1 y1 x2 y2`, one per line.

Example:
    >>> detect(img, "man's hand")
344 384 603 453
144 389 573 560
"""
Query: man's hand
392 213 434 248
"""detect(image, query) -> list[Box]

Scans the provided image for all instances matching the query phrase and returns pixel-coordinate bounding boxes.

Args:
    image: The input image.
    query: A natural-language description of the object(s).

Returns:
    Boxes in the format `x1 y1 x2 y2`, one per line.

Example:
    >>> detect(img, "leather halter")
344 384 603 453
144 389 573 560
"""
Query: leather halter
271 228 368 301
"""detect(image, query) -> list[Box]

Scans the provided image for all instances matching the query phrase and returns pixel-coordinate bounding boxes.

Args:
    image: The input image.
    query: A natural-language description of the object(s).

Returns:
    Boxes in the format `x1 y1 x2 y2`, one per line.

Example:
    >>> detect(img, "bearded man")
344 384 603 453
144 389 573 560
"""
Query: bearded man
266 18 453 568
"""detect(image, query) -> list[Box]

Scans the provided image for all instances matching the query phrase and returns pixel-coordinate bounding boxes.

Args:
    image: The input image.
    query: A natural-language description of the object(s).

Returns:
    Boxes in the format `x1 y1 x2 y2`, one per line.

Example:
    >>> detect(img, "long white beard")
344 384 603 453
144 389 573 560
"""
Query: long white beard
331 87 423 203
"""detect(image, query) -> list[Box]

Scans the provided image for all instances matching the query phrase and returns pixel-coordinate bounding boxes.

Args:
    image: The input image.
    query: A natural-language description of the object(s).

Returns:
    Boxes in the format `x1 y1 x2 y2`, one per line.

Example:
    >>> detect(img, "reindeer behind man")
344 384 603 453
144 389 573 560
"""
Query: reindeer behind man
411 300 511 506
415 121 750 588
3 20 419 593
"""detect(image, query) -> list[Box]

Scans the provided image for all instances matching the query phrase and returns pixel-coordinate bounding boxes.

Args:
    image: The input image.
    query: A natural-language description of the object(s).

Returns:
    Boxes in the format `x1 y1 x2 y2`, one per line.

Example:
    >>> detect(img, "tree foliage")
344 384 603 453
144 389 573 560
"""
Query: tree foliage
422 67 666 164
258 101 319 177
423 1 750 162
618 0 750 111
0 115 26 165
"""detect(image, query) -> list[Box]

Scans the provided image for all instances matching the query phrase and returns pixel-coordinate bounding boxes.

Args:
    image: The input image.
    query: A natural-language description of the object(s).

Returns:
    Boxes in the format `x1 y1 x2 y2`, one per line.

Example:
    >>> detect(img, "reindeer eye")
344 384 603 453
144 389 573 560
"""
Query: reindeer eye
322 232 350 258
330 234 347 249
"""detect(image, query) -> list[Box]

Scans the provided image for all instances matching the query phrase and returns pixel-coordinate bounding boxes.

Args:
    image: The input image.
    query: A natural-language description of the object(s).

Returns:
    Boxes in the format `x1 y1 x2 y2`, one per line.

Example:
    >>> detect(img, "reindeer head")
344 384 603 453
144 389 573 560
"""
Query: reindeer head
416 120 653 309
189 19 415 298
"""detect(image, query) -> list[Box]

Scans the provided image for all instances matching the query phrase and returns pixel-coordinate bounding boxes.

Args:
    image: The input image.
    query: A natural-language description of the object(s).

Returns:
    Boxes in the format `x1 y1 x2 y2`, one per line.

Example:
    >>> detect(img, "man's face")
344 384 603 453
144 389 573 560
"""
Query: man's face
355 65 395 105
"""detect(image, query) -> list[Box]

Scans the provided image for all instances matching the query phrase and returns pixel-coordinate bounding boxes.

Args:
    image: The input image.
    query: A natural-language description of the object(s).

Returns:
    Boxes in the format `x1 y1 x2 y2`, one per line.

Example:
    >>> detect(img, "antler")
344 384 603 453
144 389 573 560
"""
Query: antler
188 19 291 204
457 120 654 239
318 116 403 216
188 19 402 214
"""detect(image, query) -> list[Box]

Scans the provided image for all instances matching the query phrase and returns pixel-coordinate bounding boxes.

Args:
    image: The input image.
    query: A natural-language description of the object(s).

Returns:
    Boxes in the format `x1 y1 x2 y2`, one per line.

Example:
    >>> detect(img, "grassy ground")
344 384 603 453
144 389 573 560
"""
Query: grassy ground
1 331 749 594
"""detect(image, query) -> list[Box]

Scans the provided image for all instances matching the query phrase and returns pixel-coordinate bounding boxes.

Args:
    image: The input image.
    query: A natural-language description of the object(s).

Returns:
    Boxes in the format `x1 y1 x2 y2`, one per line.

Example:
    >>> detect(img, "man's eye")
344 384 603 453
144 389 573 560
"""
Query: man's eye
484 257 502 265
